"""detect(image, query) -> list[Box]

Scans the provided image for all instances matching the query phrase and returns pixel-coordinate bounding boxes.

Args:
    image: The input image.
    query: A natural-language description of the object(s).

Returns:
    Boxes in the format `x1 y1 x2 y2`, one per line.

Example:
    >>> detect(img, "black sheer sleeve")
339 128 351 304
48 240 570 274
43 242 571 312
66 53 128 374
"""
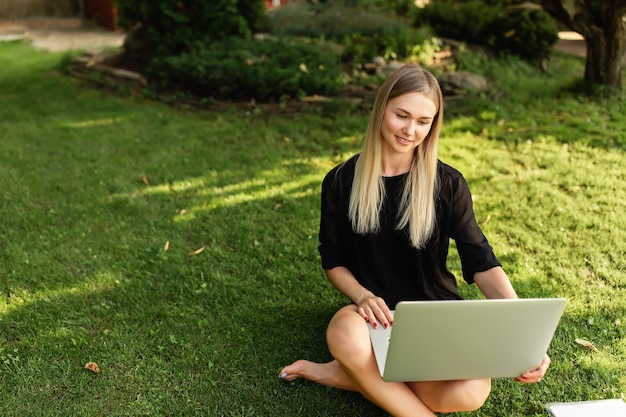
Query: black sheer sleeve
445 165 501 284
318 157 357 270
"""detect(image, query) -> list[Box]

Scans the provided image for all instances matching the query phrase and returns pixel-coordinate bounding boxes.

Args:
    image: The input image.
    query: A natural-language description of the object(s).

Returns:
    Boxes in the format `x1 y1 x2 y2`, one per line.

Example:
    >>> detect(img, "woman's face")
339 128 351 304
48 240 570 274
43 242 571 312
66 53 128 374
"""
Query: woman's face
380 91 437 157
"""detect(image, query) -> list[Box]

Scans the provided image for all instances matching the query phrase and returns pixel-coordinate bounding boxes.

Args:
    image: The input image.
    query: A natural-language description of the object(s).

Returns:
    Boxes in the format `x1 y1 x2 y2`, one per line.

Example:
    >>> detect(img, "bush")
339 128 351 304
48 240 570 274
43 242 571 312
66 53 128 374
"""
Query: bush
147 37 343 102
490 5 559 63
414 0 498 43
117 0 266 55
413 0 558 63
265 2 432 64
310 0 417 15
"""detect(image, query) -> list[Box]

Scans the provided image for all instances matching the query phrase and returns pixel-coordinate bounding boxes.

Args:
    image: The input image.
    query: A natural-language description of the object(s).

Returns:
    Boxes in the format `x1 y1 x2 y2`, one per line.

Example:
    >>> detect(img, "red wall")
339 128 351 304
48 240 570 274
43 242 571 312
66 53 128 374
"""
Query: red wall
83 0 118 31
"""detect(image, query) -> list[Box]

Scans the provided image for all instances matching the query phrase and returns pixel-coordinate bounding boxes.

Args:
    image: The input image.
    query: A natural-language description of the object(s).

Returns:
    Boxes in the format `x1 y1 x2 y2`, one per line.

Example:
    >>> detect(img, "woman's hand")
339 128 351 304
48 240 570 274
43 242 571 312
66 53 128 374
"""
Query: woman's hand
515 353 551 383
355 294 394 329
323 267 394 329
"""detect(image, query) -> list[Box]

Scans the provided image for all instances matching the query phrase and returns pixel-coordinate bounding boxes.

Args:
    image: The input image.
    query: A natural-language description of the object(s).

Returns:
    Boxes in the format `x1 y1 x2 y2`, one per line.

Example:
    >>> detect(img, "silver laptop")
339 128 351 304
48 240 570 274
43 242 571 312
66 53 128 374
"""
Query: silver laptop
369 298 566 382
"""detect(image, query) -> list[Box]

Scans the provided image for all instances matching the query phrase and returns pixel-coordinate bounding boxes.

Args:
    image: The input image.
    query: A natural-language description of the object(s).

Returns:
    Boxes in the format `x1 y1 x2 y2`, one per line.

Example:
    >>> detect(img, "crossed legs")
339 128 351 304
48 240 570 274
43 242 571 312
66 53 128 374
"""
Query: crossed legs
280 305 491 416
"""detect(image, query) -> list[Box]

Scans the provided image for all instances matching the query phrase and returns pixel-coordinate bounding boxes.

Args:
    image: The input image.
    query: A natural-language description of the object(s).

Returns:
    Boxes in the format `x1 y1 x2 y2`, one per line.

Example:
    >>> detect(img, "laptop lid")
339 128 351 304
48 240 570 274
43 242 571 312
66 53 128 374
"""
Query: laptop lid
369 298 566 382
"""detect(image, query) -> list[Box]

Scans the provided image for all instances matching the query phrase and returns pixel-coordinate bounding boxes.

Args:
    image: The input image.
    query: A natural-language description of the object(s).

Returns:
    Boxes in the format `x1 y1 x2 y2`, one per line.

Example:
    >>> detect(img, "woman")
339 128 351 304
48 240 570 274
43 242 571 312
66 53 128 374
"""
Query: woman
279 64 550 416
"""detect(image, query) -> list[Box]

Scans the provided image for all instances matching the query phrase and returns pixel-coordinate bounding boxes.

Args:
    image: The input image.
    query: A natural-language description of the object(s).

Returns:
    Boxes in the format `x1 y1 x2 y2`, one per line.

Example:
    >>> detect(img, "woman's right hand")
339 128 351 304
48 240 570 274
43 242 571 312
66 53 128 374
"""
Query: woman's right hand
356 294 394 329
323 267 394 329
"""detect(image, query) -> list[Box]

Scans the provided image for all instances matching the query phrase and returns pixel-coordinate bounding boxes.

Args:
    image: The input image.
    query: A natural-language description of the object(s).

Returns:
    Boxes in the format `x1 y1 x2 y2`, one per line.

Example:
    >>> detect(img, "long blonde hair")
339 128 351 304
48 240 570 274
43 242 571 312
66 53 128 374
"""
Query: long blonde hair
349 64 443 248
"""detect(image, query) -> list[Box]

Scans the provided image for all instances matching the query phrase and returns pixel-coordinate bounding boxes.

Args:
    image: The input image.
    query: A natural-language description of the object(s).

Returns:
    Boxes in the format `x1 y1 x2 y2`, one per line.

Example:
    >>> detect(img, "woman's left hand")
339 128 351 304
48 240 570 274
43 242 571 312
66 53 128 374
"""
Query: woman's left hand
515 353 551 383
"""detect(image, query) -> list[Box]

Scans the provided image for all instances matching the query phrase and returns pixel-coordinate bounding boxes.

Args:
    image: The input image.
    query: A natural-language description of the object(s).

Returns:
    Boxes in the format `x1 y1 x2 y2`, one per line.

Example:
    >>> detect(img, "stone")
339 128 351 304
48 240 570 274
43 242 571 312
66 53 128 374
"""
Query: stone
437 71 489 95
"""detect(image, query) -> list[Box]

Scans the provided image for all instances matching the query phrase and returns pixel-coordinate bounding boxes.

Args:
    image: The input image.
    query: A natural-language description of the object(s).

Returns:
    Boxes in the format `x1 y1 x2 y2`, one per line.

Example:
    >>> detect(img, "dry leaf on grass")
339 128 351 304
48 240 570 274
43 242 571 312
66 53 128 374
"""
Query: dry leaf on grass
575 338 600 352
179 209 187 216
84 362 100 373
163 241 170 252
188 246 205 256
141 176 149 185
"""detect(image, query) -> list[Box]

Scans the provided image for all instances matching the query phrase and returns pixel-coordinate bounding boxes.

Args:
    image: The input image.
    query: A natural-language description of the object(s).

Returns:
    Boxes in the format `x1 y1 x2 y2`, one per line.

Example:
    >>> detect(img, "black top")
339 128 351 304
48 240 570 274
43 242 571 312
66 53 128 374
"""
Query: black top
318 154 501 308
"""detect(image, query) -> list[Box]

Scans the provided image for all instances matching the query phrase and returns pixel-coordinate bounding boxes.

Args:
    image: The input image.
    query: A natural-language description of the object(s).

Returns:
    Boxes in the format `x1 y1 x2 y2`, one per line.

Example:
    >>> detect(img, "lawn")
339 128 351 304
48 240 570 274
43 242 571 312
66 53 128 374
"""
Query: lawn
0 40 624 416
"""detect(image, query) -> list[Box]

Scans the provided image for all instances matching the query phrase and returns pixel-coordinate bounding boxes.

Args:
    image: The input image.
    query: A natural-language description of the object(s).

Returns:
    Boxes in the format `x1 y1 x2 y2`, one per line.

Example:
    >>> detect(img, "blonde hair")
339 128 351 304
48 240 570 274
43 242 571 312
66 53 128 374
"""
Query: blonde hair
349 64 443 248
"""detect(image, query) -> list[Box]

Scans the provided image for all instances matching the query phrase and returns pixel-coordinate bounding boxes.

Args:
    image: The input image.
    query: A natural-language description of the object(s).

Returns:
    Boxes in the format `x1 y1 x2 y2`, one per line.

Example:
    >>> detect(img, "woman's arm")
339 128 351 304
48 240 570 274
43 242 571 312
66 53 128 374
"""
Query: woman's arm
473 266 517 299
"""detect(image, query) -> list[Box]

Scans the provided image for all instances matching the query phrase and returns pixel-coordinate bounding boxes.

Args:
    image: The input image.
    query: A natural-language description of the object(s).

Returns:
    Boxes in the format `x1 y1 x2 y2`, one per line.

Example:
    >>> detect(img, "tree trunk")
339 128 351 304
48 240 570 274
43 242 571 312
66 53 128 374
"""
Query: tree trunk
584 23 626 88
541 0 626 88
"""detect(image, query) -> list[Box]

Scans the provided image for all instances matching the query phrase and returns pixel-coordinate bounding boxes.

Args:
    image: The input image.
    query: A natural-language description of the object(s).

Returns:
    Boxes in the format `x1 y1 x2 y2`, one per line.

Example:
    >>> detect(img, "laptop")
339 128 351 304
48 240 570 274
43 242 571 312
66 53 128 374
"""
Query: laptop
369 298 566 382
547 399 626 417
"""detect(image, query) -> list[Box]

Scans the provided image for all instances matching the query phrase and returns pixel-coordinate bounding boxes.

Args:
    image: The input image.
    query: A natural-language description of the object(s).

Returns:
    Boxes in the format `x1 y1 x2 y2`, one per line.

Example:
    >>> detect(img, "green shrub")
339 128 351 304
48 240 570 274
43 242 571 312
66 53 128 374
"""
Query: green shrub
413 0 558 63
147 37 343 102
489 5 559 63
117 0 266 55
414 0 498 43
262 3 318 37
304 0 416 15
265 3 432 64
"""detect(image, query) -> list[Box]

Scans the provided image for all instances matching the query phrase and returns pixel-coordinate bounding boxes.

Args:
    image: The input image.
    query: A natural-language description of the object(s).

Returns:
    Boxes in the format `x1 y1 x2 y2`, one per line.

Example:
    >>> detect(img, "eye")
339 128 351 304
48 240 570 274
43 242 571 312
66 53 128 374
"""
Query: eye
396 114 408 119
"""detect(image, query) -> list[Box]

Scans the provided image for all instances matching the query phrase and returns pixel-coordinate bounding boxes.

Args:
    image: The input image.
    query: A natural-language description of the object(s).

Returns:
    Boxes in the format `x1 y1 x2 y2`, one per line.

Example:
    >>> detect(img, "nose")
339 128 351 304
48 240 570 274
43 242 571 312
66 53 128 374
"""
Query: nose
402 119 417 137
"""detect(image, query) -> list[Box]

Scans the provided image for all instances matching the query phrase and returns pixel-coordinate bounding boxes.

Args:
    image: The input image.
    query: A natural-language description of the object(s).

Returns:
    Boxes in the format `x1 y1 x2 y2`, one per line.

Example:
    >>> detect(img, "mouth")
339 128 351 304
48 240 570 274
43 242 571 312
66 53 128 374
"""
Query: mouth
395 135 412 145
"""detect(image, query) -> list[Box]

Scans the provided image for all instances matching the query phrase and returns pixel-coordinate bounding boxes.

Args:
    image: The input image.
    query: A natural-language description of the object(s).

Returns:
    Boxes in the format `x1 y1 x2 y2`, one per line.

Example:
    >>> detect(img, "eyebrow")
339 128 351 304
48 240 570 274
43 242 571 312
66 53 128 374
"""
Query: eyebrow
395 107 435 119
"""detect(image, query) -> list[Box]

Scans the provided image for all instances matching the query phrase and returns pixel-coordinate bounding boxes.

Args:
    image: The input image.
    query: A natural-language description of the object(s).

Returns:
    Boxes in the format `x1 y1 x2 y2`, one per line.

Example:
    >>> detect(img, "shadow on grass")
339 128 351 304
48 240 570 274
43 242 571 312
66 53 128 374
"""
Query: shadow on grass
1 267 386 415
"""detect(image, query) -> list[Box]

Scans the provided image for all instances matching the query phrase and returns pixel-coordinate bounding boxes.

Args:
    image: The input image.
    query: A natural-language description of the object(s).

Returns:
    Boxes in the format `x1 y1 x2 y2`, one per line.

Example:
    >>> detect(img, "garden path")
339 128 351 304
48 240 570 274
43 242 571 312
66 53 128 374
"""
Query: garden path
0 18 123 52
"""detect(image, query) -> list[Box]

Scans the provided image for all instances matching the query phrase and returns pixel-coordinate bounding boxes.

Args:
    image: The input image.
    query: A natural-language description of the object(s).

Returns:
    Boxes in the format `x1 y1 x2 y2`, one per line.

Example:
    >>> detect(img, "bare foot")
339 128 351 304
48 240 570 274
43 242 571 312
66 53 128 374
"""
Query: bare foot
278 359 358 391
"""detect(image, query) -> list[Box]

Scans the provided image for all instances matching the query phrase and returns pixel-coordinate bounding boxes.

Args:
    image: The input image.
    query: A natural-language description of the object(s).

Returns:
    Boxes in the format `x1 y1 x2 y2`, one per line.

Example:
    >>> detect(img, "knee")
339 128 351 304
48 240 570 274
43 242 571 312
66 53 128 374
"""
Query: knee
326 308 371 363
452 379 491 412
420 379 491 413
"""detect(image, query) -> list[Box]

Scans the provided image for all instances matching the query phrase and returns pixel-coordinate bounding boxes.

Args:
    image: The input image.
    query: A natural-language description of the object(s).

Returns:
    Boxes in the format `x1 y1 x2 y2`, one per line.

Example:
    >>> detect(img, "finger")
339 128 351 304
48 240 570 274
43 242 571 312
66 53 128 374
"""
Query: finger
515 375 543 384
519 369 543 381
519 354 551 380
357 306 369 321
376 308 393 329
363 309 384 329
534 357 551 377
374 298 393 324
358 305 380 329
365 299 392 328
369 307 386 328
517 367 548 384
358 297 391 329
379 304 394 326
515 372 541 383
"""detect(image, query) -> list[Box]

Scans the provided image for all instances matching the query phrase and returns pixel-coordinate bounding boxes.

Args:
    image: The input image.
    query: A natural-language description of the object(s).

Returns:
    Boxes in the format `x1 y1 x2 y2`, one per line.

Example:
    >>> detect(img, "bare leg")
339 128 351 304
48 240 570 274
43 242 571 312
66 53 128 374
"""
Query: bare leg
282 305 492 416
326 305 437 417
407 379 491 413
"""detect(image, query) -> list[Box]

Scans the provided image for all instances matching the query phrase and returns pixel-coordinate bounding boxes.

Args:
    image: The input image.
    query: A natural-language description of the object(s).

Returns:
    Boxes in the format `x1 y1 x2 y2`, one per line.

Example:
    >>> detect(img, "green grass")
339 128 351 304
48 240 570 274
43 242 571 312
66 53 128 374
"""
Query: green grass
0 40 624 416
